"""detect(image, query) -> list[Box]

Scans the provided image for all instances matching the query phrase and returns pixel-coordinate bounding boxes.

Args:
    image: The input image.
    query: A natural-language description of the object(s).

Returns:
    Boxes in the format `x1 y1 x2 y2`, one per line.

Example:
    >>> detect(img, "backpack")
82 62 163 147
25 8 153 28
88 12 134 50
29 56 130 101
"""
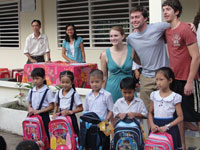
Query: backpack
22 89 50 150
79 112 105 150
49 116 78 150
112 118 144 150
144 132 174 150
48 91 79 150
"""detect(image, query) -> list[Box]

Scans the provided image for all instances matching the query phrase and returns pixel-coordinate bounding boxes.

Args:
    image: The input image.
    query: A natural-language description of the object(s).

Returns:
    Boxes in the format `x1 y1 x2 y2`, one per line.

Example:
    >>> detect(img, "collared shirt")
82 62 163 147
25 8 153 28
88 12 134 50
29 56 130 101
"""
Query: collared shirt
113 97 148 119
24 33 50 56
84 88 114 120
150 90 182 118
26 85 54 110
54 88 82 111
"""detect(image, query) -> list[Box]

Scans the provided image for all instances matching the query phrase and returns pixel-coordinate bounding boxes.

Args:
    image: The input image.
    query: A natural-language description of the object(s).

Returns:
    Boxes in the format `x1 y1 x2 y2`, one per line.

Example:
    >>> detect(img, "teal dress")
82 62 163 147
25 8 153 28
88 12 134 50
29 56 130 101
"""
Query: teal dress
105 46 133 103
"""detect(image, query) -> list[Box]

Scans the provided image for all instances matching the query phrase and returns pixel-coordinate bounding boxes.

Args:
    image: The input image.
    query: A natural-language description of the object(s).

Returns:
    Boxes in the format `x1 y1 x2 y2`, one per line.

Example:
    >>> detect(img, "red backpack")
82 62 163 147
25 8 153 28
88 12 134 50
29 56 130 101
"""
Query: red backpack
145 132 174 150
49 116 78 150
49 91 79 150
22 115 50 150
22 89 50 150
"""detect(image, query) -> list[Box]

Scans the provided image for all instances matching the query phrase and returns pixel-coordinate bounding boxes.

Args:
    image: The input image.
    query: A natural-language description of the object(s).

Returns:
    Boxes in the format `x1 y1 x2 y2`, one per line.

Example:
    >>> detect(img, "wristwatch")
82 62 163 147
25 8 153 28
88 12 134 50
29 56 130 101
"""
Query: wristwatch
165 124 171 130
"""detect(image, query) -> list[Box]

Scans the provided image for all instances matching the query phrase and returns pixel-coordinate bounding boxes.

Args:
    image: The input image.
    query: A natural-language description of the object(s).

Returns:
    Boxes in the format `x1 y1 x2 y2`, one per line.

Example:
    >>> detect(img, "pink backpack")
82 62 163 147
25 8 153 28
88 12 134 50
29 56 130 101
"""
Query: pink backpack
22 115 50 150
49 116 79 150
145 132 174 150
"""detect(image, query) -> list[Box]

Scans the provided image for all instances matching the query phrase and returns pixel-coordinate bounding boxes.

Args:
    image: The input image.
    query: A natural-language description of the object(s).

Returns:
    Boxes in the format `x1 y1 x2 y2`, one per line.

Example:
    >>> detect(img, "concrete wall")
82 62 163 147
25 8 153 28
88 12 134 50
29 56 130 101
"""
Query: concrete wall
0 0 199 70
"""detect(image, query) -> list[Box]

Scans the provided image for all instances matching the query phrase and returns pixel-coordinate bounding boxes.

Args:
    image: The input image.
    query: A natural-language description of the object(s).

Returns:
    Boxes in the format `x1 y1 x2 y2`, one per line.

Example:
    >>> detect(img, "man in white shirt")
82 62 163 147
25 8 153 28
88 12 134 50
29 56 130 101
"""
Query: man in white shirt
24 20 51 64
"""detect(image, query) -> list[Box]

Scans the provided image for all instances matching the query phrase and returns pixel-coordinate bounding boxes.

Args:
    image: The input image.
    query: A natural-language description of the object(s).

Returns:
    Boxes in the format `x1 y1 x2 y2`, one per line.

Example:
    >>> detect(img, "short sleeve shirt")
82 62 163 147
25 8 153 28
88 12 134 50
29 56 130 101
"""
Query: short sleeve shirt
62 36 84 63
26 85 54 110
24 33 50 56
113 97 148 118
127 22 170 77
54 88 82 111
84 88 114 120
165 22 197 80
150 90 182 118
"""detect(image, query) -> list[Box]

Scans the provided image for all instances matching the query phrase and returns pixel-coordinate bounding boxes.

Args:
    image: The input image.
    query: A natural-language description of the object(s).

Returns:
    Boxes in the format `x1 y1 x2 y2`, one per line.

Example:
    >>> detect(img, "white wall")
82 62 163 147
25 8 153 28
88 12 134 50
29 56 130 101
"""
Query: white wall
0 0 199 70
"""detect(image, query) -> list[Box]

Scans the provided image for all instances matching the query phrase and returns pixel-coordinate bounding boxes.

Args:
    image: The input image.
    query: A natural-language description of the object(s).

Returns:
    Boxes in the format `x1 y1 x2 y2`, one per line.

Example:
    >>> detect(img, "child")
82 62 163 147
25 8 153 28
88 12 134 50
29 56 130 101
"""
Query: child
26 67 54 141
0 136 6 150
16 140 40 150
113 77 147 122
53 70 83 135
84 69 114 149
148 67 183 150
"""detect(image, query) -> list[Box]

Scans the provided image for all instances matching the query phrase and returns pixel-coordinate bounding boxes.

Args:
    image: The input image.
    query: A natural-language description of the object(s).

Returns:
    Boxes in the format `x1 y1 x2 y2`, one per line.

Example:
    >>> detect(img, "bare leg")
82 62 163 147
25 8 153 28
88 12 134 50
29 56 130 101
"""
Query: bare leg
178 121 186 150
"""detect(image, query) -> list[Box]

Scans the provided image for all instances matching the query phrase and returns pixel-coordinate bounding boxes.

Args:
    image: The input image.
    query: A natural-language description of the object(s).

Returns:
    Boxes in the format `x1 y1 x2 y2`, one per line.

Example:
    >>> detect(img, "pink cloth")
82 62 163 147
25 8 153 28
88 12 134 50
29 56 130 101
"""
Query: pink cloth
22 62 97 88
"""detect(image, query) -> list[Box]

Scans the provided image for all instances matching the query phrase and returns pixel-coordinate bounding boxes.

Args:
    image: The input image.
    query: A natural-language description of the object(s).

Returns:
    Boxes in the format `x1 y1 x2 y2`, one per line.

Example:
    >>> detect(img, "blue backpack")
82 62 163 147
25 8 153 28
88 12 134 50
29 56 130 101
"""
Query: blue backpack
79 112 105 150
112 117 144 150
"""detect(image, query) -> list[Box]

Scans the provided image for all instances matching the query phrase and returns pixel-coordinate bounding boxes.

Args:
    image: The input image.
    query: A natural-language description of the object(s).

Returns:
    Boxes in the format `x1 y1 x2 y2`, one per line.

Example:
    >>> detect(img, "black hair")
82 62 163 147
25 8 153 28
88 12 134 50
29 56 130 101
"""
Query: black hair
65 23 78 42
156 67 175 91
16 140 39 150
31 19 41 26
162 0 182 18
90 69 103 80
130 6 148 19
0 136 6 150
31 67 47 84
59 70 76 91
120 77 136 90
193 8 200 30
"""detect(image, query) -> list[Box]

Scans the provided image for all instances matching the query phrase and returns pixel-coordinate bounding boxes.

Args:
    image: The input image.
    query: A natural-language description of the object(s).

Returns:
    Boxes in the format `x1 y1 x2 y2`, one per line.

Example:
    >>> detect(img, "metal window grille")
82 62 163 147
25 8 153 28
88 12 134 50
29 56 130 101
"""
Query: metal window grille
0 1 19 48
57 0 149 48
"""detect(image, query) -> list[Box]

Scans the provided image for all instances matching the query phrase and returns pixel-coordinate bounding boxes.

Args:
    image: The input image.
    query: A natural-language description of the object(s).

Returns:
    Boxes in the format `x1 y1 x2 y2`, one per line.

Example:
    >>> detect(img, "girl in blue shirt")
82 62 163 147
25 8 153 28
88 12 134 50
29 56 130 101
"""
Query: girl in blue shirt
62 23 86 63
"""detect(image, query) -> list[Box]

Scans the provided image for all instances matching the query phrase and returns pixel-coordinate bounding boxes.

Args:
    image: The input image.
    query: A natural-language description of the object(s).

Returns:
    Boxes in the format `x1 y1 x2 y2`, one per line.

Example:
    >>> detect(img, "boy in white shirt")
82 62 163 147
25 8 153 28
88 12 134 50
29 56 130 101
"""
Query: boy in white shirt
113 77 147 122
84 69 114 149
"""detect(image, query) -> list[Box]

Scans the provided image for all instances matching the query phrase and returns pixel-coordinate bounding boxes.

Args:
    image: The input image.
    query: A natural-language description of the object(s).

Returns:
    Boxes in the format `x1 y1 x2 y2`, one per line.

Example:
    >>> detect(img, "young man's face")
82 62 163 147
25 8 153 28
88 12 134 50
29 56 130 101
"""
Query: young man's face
162 5 178 23
130 11 147 30
32 21 41 34
121 89 135 102
89 75 103 92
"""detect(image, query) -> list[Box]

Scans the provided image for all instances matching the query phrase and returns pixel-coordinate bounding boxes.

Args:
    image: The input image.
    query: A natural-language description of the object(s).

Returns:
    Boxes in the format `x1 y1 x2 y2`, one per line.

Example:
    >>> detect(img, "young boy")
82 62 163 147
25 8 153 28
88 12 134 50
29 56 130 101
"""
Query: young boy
113 77 147 122
162 0 200 149
84 69 114 149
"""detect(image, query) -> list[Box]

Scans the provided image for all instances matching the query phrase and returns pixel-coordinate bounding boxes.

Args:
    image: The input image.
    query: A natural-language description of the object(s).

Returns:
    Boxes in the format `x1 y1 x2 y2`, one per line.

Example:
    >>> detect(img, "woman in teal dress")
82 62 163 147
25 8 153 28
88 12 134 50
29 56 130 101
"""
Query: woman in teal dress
101 26 133 102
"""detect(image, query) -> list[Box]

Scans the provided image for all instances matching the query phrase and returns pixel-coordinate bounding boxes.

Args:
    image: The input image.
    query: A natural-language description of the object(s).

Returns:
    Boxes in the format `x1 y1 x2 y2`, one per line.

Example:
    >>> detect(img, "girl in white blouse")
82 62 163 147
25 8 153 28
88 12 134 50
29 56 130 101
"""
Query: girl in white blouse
148 67 183 150
52 71 83 134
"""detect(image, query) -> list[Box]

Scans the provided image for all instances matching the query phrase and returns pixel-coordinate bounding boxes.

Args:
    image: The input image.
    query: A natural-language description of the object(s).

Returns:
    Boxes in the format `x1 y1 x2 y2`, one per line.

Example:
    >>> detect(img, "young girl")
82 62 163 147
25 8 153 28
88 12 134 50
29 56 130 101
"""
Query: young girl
62 23 86 63
52 71 83 135
27 68 54 141
148 67 183 150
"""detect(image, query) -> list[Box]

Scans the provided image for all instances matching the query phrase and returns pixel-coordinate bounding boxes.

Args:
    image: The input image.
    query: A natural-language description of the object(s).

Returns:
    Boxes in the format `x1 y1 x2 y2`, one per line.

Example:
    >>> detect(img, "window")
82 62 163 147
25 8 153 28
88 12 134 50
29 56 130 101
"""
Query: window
57 0 149 48
0 1 19 48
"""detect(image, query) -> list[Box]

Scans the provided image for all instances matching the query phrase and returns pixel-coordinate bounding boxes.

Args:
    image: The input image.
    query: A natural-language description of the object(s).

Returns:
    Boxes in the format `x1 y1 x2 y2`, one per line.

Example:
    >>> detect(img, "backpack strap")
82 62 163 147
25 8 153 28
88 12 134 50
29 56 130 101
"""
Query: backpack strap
38 89 49 110
57 90 61 112
30 89 33 107
69 92 76 111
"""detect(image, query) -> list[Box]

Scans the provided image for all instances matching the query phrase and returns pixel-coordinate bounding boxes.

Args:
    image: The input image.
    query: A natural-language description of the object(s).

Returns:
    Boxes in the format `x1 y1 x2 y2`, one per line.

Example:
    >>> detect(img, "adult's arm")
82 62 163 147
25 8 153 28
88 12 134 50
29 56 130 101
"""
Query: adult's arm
25 53 37 63
80 42 86 62
62 47 77 63
132 50 141 65
185 42 200 95
100 51 108 88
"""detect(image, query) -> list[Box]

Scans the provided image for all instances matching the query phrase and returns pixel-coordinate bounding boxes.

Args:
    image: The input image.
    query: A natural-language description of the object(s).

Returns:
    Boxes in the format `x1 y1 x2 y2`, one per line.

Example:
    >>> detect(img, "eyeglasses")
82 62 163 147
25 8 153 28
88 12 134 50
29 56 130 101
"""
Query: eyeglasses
67 29 74 31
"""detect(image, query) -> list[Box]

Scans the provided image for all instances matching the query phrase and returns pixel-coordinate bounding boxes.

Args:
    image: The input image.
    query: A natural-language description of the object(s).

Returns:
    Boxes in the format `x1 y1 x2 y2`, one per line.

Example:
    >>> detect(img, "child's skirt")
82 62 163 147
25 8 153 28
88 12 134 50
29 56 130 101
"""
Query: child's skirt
154 117 182 150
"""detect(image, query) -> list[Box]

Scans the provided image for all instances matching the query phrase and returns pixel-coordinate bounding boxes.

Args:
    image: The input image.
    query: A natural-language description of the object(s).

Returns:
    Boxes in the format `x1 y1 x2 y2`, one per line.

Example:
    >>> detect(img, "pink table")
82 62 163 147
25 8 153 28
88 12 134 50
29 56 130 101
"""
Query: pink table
22 62 97 88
